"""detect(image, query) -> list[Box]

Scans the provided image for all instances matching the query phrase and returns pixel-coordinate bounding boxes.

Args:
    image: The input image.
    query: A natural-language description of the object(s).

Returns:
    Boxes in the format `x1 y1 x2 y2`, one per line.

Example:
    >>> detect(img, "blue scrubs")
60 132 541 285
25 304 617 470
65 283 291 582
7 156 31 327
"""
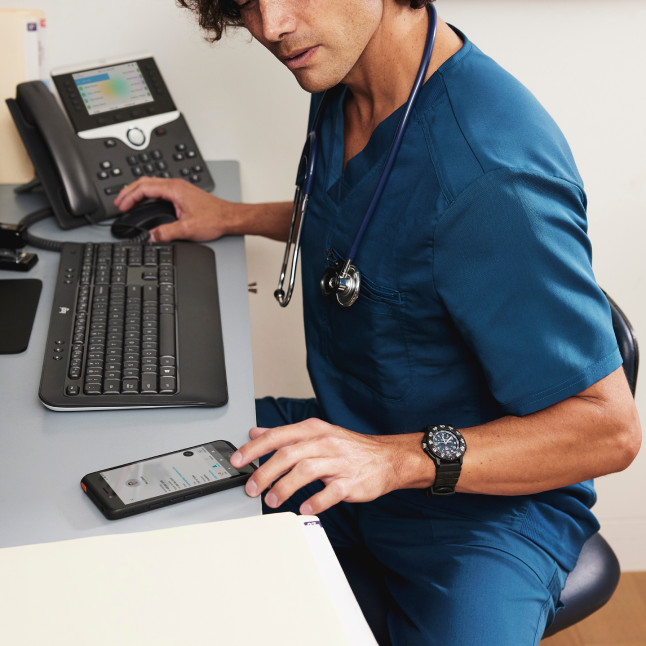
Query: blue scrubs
258 30 621 645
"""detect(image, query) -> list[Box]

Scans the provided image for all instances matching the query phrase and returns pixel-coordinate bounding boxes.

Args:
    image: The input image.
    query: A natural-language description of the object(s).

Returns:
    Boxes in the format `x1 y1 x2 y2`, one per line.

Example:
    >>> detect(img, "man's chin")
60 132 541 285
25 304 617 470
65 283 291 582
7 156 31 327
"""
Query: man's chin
291 68 342 94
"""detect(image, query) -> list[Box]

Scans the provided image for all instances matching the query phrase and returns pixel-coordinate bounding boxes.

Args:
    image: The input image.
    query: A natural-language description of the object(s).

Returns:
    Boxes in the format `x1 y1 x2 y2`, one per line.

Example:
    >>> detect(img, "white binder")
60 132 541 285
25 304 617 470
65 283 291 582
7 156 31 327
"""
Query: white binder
0 512 377 645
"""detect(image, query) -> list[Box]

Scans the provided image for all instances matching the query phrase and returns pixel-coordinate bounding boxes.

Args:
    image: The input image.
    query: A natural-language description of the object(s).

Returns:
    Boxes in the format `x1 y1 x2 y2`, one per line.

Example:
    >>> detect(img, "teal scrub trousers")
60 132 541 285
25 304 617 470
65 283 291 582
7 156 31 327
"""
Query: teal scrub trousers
256 396 568 646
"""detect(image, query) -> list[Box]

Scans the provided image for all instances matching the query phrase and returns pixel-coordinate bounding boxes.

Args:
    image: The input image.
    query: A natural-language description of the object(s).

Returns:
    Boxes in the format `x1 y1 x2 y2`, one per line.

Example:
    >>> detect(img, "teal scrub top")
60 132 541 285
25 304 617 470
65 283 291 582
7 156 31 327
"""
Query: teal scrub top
299 32 622 569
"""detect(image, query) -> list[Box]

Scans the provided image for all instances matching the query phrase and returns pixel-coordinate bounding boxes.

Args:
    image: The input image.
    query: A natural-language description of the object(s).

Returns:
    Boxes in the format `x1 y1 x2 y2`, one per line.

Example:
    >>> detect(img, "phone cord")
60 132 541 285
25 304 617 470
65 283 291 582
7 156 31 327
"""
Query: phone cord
19 207 149 252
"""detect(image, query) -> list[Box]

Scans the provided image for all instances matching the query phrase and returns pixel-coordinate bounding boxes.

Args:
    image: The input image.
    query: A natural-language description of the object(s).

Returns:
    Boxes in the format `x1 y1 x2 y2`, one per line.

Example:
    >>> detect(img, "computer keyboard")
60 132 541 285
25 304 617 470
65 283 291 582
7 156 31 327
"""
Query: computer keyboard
39 241 228 410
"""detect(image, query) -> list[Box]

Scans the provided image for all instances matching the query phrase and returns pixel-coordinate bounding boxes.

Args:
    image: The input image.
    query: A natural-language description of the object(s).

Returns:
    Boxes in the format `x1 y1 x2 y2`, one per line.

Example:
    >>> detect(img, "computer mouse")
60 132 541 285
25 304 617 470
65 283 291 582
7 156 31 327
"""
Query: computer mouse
111 200 177 239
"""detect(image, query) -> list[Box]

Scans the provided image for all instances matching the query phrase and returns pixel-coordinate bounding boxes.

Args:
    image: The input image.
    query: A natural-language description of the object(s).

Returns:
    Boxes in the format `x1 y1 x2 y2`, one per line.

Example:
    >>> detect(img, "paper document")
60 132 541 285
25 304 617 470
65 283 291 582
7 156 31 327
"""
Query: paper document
0 512 377 645
0 8 47 183
300 516 378 644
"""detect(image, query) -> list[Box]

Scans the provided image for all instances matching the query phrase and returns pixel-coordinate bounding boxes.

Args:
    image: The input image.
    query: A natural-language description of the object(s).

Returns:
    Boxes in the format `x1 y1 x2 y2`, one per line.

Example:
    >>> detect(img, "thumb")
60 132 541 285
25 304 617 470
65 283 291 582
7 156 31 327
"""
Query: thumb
149 220 186 242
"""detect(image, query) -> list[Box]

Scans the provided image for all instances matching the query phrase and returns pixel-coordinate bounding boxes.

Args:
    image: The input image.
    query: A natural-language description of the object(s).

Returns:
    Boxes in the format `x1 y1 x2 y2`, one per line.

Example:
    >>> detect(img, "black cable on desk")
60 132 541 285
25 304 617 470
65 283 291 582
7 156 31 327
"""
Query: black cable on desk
18 207 149 252
19 206 63 251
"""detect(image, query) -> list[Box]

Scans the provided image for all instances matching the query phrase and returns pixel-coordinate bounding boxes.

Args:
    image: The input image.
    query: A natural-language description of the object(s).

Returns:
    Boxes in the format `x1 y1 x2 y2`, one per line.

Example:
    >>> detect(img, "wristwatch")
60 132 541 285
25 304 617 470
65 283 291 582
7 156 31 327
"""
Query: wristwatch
421 425 467 496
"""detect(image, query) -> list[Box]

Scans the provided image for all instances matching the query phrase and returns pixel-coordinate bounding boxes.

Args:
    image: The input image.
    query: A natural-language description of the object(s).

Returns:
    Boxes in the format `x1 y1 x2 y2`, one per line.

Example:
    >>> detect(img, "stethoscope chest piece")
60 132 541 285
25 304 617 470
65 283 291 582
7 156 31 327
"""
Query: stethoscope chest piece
321 260 361 308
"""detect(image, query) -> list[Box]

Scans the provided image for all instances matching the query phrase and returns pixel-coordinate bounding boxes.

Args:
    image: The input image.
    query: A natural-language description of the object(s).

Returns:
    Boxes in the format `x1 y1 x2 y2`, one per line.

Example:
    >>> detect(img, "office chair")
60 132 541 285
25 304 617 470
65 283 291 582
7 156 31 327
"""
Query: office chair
542 292 638 637
335 292 638 645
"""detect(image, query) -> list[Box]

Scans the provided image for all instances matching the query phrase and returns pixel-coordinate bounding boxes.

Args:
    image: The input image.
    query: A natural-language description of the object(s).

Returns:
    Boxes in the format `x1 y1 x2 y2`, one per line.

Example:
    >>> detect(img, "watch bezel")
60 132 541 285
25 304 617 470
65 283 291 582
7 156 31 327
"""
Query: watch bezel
422 425 466 462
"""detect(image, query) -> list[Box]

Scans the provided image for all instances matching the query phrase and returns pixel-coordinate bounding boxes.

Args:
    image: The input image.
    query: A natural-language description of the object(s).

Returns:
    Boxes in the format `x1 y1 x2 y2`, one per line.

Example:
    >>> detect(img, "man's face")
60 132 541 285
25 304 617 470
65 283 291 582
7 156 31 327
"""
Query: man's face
235 0 383 93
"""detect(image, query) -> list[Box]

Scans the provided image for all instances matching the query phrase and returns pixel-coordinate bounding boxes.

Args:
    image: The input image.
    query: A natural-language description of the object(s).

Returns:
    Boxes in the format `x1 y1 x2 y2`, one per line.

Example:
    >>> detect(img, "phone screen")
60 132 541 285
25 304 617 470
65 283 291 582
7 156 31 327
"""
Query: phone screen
100 443 240 505
72 61 153 116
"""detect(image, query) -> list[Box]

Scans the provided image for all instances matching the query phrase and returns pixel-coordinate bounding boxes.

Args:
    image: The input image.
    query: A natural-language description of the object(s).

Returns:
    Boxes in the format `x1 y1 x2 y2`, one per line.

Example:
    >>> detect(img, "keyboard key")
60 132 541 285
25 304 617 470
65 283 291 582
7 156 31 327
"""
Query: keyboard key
84 382 101 395
103 379 121 393
159 313 175 359
122 378 139 393
141 373 158 393
159 376 176 394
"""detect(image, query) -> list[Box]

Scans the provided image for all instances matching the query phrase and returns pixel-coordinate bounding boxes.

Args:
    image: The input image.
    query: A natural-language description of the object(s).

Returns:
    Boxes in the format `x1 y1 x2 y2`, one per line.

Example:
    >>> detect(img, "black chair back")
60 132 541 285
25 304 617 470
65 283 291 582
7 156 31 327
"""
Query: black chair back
605 292 639 395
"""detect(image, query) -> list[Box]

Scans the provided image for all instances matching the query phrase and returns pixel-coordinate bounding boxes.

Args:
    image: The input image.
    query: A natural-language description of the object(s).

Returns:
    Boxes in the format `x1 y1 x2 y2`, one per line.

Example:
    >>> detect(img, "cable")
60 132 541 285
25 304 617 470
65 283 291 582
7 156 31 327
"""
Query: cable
18 207 149 252
19 206 63 251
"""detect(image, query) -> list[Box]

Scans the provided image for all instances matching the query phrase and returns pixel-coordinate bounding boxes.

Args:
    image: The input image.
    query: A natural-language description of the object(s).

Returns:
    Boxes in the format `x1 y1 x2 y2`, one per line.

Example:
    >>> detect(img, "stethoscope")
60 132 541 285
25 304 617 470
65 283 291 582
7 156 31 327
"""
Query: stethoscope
274 4 437 308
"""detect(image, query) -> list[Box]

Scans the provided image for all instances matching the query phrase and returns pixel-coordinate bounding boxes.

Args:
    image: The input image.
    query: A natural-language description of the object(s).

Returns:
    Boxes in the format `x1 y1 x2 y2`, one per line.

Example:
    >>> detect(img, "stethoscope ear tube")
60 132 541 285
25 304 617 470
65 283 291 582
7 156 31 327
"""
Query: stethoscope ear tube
276 87 339 307
275 129 318 307
274 187 308 307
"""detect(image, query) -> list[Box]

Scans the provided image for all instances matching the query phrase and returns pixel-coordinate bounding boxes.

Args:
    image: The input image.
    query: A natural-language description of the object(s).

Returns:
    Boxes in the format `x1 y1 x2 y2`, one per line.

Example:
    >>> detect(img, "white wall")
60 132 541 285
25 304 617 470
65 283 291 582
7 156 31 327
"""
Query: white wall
3 0 645 569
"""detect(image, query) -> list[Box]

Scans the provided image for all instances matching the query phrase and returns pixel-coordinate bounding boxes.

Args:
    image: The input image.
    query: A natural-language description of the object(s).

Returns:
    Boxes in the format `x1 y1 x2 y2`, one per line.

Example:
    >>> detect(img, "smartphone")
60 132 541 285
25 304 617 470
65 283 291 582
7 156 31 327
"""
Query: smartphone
81 440 255 520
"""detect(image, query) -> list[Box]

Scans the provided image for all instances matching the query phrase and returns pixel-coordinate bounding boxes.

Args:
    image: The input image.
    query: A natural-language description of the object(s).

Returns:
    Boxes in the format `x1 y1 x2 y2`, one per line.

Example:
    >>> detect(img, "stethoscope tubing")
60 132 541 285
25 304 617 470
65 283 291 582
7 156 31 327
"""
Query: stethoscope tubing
347 5 437 262
274 89 340 306
275 4 437 307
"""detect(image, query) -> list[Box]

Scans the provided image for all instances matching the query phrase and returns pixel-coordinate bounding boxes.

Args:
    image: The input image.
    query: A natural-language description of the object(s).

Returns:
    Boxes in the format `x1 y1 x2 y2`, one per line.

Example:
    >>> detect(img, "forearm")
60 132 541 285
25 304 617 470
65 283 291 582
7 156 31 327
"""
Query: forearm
230 370 639 516
393 368 641 496
222 200 293 241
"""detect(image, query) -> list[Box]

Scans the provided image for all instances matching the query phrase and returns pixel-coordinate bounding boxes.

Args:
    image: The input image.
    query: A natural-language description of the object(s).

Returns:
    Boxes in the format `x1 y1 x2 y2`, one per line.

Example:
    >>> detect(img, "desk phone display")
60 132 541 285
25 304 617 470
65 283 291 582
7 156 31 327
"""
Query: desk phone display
6 55 214 229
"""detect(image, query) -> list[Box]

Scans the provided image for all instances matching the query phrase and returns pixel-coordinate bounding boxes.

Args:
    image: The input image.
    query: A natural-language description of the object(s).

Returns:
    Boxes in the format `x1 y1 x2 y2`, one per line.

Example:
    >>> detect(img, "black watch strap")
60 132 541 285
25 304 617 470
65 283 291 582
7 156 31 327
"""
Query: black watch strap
430 461 462 496
421 425 466 496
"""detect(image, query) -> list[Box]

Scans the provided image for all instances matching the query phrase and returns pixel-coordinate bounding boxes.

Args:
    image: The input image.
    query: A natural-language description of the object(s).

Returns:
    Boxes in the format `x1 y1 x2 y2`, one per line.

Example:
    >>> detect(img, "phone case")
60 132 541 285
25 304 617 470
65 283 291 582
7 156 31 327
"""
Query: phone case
81 440 255 520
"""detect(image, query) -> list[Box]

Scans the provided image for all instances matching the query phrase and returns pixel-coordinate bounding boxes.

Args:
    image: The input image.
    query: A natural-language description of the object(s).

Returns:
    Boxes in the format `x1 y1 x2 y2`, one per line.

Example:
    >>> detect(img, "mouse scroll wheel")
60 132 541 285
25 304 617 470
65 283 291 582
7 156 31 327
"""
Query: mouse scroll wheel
127 128 146 147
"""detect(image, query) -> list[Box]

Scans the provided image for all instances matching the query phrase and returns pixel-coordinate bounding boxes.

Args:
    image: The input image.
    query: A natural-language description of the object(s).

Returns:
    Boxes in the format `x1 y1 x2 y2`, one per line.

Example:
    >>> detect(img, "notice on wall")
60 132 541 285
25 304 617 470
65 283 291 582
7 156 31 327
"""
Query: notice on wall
0 9 47 183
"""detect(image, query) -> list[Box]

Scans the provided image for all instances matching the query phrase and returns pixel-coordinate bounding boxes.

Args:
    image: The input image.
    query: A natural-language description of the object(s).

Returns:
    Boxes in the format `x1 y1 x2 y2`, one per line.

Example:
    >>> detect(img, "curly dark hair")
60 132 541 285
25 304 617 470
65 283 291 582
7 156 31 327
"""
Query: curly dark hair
177 0 435 42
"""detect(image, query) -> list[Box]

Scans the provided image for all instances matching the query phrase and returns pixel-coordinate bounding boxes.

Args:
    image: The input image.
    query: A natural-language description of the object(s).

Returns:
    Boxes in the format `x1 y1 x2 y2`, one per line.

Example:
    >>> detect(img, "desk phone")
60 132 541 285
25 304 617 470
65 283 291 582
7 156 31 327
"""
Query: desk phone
6 55 214 229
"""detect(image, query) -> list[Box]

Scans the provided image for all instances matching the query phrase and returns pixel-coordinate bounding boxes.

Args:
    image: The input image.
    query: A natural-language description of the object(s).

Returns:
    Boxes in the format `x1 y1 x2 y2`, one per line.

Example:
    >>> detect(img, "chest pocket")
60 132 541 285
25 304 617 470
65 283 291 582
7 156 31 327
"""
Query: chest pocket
322 255 413 402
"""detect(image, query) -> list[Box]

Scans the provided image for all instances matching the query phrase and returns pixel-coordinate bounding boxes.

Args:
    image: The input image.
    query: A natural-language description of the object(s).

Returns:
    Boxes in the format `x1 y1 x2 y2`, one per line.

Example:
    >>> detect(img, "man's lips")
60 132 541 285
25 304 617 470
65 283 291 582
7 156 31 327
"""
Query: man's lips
281 46 319 70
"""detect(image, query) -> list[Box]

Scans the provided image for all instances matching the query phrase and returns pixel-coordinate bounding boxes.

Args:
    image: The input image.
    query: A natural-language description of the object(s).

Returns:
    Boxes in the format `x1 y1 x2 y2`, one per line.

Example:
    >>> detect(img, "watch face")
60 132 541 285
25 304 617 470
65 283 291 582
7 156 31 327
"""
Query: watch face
430 427 466 460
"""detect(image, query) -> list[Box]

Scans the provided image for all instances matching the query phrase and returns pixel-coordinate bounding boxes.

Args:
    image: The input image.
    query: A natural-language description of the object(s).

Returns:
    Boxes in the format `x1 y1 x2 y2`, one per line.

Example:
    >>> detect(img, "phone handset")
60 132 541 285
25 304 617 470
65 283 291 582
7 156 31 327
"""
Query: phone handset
7 81 100 223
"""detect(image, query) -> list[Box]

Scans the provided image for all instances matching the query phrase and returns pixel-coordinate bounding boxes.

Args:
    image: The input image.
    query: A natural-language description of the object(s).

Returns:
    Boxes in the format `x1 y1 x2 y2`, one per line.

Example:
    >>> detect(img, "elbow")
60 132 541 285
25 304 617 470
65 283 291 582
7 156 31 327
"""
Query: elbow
622 414 642 469
608 403 642 472
582 368 642 475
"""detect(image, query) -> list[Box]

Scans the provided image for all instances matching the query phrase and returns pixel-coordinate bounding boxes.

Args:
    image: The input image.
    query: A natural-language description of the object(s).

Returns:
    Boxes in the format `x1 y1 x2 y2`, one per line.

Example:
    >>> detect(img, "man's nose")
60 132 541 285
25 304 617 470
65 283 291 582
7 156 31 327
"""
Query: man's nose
259 0 296 41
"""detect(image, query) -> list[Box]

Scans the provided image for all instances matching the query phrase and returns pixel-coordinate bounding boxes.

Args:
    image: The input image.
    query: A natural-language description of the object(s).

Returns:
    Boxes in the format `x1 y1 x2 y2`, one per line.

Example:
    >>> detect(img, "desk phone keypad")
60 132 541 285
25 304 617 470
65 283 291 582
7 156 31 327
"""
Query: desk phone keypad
78 114 215 218
97 137 207 198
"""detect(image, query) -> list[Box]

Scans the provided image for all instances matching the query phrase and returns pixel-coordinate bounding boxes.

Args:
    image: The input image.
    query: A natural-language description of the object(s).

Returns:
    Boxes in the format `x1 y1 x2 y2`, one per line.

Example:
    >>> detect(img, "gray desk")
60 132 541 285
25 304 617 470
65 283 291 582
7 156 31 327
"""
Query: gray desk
0 161 260 548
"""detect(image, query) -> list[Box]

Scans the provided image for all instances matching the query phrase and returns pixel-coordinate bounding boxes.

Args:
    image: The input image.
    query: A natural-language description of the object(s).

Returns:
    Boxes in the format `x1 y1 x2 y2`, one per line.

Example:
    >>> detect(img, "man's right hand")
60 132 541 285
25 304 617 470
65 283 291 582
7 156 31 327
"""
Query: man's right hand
113 177 234 242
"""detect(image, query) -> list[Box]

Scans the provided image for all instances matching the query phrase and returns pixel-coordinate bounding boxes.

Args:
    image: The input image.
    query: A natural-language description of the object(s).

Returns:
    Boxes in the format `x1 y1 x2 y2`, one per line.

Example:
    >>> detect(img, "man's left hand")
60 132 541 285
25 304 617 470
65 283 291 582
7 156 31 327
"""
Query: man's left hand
229 419 430 515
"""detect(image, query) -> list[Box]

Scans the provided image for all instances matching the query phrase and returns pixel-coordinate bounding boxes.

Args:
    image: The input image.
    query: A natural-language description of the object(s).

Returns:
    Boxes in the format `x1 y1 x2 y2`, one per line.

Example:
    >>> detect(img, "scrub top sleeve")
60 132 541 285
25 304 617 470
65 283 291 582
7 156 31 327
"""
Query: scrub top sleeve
433 168 622 417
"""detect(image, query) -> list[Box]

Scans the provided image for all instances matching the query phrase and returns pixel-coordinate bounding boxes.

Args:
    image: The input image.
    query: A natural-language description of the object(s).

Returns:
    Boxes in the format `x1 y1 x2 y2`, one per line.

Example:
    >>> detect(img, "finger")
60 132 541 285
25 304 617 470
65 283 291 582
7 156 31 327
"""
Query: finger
113 178 176 211
232 419 328 468
299 479 350 516
229 428 269 469
112 179 150 209
263 456 338 509
230 427 291 468
246 437 334 501
249 426 271 440
149 220 185 243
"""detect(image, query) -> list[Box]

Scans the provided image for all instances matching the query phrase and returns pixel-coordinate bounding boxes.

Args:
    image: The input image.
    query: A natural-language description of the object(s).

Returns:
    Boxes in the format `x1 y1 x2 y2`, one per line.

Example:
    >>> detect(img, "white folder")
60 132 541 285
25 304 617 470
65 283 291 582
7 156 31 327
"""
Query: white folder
0 512 377 645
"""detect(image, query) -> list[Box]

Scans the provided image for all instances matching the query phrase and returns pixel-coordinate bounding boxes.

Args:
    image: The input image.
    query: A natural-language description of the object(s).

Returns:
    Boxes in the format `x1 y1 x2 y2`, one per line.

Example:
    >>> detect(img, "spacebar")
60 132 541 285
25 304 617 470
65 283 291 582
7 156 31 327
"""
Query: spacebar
159 313 176 359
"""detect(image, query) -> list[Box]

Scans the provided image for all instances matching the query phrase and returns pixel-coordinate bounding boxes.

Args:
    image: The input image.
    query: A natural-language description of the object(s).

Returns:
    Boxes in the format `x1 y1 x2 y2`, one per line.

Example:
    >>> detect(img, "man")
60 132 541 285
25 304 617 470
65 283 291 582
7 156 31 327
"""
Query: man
115 1 641 644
